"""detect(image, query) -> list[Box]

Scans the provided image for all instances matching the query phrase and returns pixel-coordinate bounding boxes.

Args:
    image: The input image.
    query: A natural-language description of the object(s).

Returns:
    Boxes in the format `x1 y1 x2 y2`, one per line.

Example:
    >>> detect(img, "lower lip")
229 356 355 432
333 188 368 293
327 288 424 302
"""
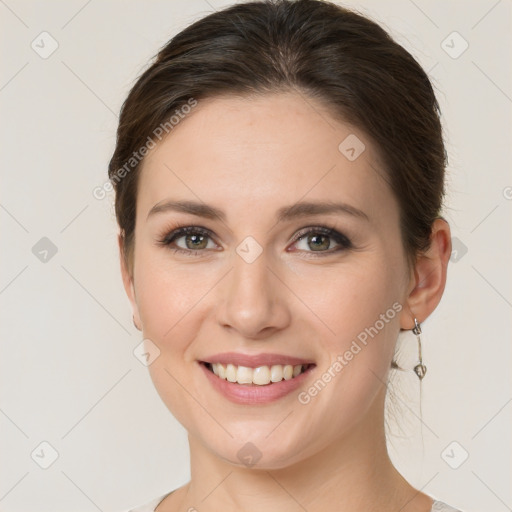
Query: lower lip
199 362 315 405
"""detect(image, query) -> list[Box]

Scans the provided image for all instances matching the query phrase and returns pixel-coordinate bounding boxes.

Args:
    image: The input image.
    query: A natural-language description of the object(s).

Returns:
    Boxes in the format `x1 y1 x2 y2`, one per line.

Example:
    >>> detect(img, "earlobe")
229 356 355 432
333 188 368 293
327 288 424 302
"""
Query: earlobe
118 233 142 331
400 218 452 330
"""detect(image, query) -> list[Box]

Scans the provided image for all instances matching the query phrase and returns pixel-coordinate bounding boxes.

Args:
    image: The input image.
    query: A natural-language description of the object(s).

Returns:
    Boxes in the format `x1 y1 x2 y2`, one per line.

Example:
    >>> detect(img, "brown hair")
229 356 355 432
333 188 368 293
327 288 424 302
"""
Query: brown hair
108 0 446 273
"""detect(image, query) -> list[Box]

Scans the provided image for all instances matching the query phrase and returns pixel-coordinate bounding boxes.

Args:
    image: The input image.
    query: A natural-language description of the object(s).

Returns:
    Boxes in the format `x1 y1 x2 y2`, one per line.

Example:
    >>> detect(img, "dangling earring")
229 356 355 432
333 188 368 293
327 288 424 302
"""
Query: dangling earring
390 318 427 380
412 318 426 380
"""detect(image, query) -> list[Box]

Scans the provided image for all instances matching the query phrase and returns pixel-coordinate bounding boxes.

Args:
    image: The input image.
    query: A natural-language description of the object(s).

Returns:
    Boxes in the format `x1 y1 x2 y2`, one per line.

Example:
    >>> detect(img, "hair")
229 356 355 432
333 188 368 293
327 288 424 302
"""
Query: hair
108 0 446 274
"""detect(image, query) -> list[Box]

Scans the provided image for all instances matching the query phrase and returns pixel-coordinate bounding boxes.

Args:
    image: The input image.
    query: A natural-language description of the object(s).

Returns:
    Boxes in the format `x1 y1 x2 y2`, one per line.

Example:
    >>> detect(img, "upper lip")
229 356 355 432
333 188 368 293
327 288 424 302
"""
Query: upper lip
200 352 315 368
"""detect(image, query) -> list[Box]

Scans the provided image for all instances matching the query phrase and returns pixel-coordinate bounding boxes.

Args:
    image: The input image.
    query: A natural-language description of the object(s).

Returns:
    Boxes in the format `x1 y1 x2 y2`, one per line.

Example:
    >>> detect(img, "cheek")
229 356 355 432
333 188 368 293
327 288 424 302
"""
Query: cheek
132 253 215 427
135 241 404 361
288 264 402 434
292 255 403 343
289 258 405 417
133 246 227 358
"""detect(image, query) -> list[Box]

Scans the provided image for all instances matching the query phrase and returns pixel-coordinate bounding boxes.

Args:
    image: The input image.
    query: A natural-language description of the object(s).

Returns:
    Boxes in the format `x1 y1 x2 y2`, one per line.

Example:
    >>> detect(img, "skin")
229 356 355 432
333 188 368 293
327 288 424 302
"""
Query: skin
119 92 451 512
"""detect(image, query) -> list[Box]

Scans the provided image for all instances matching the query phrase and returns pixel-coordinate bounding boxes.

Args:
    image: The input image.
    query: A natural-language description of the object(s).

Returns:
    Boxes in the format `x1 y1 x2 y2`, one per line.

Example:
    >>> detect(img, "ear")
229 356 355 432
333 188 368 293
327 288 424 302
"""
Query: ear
118 233 142 331
400 218 452 330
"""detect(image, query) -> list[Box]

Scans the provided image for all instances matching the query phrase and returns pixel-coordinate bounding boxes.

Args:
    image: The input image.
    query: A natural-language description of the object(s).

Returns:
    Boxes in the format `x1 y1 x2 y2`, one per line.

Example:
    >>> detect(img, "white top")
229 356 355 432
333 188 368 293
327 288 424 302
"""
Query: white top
126 491 463 512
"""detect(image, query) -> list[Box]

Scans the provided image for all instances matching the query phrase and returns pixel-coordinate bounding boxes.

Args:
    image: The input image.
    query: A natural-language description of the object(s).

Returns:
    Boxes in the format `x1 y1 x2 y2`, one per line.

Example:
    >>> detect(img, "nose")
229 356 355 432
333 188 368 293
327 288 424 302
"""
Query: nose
216 249 291 340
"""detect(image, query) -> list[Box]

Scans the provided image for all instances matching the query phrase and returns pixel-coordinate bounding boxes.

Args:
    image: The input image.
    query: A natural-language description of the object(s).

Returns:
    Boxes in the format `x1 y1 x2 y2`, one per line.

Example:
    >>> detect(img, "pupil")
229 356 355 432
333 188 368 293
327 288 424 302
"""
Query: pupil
187 234 206 249
309 234 329 251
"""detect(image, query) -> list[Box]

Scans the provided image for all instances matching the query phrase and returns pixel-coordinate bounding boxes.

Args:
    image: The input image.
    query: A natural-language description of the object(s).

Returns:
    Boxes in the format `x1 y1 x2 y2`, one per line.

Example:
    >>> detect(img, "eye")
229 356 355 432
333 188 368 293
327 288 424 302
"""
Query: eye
157 224 353 257
290 226 352 256
157 225 218 256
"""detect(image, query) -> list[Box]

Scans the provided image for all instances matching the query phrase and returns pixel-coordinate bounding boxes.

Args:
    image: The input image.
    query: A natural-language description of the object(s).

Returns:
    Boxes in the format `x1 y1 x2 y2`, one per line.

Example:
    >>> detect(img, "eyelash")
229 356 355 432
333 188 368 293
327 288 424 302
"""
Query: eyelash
156 223 353 258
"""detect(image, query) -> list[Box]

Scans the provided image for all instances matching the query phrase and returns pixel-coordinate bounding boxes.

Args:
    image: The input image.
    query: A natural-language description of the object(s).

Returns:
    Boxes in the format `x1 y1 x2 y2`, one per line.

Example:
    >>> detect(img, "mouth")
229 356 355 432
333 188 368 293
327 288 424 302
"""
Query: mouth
198 352 317 404
201 361 315 386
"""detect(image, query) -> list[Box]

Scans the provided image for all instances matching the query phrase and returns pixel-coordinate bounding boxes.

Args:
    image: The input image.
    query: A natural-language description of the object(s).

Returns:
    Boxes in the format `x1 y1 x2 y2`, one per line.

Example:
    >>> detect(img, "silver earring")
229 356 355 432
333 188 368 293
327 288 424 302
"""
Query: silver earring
412 318 426 380
390 318 427 380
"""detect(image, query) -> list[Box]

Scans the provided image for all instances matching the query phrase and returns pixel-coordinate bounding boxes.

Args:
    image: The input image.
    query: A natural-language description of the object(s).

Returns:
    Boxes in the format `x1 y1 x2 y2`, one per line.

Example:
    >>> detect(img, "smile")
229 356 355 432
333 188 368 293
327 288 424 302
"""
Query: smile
204 362 312 386
198 352 316 404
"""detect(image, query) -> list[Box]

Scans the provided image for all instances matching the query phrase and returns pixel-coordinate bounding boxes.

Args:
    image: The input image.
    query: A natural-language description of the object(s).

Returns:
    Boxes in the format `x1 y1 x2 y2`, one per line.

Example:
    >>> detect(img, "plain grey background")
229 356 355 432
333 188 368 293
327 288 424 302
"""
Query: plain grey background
1 1 511 511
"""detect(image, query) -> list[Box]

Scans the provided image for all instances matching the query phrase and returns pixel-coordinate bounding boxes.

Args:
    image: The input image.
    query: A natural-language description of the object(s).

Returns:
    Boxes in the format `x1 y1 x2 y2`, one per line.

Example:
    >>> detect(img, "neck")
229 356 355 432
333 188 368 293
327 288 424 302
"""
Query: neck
166 390 431 512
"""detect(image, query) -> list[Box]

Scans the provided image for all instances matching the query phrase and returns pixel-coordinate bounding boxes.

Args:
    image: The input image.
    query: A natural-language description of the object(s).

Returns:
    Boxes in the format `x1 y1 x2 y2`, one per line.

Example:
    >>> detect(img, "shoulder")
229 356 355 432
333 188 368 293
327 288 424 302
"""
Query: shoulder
431 500 464 512
124 493 462 512
124 491 173 512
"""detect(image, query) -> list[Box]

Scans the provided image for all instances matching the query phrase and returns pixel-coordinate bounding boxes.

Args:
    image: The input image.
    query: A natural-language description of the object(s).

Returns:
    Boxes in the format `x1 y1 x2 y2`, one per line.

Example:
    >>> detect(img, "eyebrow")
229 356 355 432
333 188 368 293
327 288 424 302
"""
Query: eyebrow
147 199 369 223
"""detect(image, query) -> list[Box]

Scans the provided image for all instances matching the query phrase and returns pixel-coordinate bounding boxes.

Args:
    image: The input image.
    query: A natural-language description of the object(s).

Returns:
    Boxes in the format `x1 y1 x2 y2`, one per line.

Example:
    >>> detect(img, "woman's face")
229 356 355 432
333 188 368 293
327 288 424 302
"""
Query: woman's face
124 92 414 468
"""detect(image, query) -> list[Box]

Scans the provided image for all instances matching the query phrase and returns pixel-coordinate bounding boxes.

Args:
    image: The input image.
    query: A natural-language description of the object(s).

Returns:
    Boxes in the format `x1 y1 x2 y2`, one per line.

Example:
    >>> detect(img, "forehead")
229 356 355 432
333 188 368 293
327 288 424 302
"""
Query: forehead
137 92 396 224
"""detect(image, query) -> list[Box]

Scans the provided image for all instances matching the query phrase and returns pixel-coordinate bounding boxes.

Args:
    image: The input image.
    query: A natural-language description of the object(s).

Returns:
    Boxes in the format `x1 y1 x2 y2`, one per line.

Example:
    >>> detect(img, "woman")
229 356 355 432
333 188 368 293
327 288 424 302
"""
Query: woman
109 1 458 510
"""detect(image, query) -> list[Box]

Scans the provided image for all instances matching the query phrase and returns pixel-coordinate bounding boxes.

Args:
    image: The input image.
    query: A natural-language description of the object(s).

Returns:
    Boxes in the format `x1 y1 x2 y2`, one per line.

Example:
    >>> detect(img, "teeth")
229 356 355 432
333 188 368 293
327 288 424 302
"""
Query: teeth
226 363 237 383
253 365 270 385
292 364 303 377
209 363 307 386
237 366 253 384
270 364 283 382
